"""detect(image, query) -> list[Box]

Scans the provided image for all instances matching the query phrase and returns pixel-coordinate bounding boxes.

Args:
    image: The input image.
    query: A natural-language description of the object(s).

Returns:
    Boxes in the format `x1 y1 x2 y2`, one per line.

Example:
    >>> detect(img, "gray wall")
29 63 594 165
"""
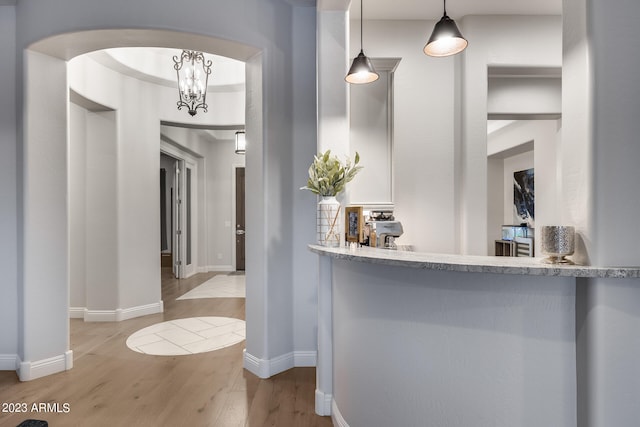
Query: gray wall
332 259 576 427
4 0 318 379
0 6 18 367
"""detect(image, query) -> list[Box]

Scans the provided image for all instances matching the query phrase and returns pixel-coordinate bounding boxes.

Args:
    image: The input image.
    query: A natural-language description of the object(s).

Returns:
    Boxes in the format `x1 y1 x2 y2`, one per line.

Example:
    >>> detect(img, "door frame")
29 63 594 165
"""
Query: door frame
161 143 199 279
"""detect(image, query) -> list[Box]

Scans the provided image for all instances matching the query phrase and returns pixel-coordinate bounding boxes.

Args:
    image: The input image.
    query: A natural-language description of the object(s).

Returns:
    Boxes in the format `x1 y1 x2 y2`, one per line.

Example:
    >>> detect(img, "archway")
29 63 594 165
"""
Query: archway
19 29 263 380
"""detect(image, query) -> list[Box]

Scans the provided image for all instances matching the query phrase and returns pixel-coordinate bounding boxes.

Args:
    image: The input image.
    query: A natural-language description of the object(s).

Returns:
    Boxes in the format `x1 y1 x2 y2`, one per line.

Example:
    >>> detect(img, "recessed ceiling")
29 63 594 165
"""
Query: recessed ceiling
87 48 245 92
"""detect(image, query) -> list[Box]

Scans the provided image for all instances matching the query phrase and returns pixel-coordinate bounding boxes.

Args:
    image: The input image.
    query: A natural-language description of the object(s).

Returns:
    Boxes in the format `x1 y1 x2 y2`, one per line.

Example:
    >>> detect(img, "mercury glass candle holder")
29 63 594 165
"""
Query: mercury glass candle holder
540 225 575 264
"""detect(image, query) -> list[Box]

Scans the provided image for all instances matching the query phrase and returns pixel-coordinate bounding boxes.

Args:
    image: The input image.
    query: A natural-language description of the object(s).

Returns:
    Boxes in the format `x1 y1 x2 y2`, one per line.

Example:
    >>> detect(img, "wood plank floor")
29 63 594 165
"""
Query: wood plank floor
0 270 333 427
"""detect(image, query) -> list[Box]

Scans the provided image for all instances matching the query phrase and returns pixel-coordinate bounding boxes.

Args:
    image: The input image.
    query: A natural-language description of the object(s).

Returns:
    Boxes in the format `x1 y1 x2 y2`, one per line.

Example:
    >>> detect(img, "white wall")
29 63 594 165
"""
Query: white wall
460 15 562 255
69 102 120 316
20 50 70 377
69 103 87 310
291 5 319 363
67 55 163 318
352 16 562 255
488 77 561 116
0 5 18 367
204 137 245 271
353 19 458 253
565 1 640 425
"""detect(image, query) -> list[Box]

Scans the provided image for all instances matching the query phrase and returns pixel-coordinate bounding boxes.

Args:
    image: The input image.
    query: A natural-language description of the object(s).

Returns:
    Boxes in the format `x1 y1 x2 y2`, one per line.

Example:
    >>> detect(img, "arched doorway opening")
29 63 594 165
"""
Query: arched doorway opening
19 29 263 380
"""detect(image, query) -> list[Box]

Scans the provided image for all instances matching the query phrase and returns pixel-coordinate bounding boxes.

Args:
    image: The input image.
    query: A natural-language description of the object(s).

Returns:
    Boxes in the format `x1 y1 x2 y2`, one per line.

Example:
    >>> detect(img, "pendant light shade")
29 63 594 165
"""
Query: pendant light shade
424 1 468 57
345 0 379 84
346 50 379 84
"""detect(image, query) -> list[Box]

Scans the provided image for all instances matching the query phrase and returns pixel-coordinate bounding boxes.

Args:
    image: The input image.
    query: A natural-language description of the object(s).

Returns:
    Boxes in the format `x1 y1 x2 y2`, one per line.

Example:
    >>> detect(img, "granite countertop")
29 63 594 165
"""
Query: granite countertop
309 245 640 278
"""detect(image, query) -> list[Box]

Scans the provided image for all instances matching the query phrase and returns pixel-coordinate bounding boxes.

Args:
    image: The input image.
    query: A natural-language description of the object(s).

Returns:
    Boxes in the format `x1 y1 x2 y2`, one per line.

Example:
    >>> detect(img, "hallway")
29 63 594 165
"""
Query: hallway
0 270 330 426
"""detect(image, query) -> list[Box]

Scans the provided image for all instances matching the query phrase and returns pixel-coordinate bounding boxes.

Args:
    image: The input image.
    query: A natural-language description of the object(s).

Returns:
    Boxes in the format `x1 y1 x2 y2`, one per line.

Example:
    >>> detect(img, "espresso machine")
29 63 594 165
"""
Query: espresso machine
366 211 404 249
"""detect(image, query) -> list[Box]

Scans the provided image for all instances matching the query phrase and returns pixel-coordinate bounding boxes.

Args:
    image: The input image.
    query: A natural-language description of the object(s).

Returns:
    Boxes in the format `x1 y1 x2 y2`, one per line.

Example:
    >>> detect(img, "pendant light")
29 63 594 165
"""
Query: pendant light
173 50 212 116
424 0 468 57
235 131 246 154
345 0 379 84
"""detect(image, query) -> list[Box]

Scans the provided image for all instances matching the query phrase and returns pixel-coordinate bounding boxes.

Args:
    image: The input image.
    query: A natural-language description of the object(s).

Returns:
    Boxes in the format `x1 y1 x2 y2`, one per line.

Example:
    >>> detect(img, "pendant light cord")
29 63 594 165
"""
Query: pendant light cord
360 0 364 51
443 0 447 16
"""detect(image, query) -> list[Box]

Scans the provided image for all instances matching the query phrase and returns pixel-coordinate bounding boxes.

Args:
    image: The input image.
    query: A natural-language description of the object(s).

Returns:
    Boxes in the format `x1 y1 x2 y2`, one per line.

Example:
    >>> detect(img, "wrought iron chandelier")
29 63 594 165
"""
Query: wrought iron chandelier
173 50 212 116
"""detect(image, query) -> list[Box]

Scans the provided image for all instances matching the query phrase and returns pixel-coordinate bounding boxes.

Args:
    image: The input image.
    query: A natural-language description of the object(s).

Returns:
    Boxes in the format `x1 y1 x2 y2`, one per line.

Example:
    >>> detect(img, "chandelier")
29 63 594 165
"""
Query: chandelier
173 50 212 116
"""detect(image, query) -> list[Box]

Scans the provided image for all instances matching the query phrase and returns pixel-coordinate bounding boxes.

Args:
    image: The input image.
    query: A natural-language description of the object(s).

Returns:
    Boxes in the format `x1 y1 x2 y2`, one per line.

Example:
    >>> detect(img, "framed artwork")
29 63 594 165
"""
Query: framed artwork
345 206 363 243
513 168 534 227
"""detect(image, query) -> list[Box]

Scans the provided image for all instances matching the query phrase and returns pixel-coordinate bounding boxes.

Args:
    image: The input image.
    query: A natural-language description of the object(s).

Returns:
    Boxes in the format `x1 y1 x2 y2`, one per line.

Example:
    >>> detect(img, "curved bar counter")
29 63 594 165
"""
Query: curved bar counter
311 245 640 427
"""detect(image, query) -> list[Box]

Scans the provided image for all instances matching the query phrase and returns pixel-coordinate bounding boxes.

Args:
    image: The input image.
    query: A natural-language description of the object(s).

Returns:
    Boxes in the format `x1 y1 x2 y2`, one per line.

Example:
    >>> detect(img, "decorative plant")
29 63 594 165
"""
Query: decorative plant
300 150 363 197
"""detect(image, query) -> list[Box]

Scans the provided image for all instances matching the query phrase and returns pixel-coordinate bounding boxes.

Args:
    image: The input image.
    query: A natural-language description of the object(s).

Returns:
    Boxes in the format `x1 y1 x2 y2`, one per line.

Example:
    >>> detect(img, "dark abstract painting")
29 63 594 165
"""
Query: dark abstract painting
514 168 534 226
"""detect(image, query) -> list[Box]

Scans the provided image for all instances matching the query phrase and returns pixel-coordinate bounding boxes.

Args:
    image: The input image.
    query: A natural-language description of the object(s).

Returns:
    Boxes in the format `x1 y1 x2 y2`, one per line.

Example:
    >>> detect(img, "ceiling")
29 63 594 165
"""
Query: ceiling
88 48 245 92
1 0 563 17
350 0 561 19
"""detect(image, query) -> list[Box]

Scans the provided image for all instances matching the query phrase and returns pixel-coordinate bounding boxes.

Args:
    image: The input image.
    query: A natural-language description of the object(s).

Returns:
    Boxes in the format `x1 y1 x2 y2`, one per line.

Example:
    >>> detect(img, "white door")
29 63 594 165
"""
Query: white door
183 163 197 278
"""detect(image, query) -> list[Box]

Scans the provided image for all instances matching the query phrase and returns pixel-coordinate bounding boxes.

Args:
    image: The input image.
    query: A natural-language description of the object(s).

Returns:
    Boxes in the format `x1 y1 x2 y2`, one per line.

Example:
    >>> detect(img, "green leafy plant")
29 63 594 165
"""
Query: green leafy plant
300 150 363 197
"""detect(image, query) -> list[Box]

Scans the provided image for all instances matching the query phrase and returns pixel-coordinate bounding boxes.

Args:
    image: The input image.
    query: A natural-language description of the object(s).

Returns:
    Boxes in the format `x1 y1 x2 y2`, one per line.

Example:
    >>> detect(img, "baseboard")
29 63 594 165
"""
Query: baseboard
243 350 318 379
82 301 164 322
315 389 333 416
69 307 86 319
17 350 73 381
0 354 18 371
332 399 350 427
294 351 317 367
199 265 233 273
117 301 164 321
83 309 117 322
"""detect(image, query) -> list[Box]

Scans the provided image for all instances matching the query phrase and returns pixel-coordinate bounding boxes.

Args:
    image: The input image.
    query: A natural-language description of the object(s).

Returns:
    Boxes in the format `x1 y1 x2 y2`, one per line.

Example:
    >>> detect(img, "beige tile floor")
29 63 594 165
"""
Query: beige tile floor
127 273 246 355
177 273 246 299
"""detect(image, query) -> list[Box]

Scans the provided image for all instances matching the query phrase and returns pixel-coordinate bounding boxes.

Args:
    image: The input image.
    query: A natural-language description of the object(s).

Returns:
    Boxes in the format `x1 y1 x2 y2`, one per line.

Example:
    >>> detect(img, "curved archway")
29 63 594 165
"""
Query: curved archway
20 28 264 380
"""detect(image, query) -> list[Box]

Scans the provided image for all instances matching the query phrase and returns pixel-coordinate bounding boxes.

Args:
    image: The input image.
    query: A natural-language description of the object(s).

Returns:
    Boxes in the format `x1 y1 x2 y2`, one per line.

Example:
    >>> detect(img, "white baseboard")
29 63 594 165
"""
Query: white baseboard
81 301 164 322
69 307 85 319
17 350 73 381
0 354 18 371
199 265 233 273
294 351 317 367
118 301 164 321
332 399 350 427
315 389 333 416
83 309 118 322
243 350 318 379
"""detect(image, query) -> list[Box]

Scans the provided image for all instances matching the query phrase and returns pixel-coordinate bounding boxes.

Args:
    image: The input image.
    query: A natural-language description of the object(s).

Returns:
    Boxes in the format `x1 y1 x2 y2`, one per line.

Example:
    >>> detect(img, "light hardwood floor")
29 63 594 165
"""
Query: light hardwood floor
0 270 333 427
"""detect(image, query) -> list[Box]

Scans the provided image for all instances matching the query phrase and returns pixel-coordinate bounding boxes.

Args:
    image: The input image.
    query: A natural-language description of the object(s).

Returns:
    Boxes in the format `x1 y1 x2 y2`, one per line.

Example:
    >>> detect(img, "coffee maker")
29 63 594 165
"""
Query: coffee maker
366 211 404 249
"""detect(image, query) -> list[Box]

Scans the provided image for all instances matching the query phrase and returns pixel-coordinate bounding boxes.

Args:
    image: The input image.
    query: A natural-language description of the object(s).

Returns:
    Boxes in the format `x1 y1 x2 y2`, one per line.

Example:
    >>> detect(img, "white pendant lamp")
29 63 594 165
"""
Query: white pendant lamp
345 0 379 84
424 0 468 57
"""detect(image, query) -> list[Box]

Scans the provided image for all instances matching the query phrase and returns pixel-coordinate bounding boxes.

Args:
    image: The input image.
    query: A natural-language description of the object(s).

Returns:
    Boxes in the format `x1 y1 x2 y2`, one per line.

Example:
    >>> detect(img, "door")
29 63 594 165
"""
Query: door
235 167 246 271
173 159 184 278
183 164 196 278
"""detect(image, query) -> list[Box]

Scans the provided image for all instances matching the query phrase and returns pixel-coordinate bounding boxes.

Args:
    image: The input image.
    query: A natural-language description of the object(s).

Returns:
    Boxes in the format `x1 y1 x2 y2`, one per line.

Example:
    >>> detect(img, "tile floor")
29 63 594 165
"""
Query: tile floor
177 273 246 299
126 316 246 355
126 273 246 356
